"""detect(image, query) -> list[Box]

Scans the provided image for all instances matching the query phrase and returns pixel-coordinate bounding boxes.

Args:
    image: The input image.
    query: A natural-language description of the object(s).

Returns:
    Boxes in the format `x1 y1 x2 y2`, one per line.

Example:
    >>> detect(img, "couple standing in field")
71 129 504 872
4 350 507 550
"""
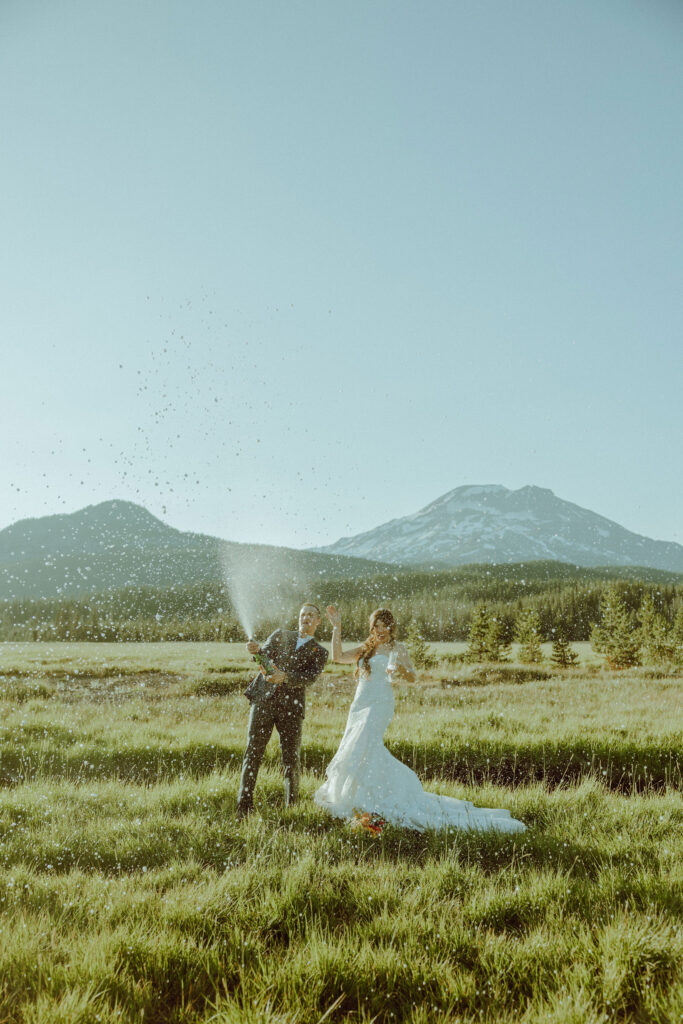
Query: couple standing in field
237 602 526 834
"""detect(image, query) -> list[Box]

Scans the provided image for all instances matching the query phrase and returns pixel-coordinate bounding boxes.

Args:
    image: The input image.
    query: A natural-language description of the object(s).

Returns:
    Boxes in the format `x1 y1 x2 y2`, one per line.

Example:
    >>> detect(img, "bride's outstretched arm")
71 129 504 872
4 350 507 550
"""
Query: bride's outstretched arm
325 605 363 665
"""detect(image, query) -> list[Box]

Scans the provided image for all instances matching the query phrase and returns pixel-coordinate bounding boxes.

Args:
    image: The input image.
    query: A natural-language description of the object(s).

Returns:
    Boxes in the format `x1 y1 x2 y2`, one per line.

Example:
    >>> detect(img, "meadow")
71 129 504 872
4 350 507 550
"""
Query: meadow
0 641 681 1023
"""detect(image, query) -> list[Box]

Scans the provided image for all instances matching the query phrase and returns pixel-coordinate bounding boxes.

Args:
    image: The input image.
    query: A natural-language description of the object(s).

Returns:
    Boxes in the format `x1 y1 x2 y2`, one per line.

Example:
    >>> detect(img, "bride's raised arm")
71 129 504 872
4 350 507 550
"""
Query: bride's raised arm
325 605 364 665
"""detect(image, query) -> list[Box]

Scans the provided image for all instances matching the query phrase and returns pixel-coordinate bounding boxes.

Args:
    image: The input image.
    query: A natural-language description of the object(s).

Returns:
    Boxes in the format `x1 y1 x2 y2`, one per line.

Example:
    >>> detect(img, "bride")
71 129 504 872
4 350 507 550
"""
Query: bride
314 606 526 834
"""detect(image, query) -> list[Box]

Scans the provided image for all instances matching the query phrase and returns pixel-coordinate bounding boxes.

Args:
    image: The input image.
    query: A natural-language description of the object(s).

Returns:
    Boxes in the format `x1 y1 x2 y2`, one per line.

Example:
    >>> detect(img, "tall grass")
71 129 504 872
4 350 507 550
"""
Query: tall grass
0 642 681 1023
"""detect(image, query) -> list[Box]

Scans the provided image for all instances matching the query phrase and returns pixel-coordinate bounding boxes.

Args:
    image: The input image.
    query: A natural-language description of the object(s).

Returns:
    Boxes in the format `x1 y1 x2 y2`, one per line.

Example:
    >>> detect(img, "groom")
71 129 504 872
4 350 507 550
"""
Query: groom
236 603 329 816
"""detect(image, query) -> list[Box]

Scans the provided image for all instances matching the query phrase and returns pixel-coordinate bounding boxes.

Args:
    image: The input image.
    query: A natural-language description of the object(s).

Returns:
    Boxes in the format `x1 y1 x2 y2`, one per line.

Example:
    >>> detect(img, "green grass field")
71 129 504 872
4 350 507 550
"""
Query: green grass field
0 642 681 1023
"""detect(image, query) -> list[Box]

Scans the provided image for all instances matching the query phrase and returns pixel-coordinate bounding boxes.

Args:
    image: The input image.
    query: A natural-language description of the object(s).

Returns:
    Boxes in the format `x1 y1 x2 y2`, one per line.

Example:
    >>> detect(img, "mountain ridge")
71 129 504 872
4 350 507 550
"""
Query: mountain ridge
0 500 393 600
2 487 682 601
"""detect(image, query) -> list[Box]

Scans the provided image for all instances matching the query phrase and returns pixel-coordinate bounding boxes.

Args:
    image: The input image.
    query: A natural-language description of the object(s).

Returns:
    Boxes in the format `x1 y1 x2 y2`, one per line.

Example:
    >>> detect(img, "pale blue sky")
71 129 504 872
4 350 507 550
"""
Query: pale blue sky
2 0 682 548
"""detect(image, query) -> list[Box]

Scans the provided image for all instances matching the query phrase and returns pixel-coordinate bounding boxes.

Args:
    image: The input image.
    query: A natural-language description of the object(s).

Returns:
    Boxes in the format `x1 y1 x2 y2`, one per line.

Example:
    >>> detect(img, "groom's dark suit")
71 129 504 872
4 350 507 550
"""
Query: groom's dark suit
237 629 328 813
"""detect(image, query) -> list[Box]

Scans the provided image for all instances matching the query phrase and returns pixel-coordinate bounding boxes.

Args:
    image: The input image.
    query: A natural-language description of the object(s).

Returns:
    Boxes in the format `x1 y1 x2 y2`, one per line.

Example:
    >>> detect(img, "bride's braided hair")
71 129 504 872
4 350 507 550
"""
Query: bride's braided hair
356 608 396 679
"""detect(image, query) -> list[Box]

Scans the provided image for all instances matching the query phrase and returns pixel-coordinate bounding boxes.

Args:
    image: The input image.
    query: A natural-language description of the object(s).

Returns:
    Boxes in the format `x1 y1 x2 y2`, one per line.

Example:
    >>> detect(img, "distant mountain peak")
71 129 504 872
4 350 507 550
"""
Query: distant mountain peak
0 499 178 563
70 498 163 516
315 484 683 572
72 499 171 528
0 500 393 600
421 484 508 511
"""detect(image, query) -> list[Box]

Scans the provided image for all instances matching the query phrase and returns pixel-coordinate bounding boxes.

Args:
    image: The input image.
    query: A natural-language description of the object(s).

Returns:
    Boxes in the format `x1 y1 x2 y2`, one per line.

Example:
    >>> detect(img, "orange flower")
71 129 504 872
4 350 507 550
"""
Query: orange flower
351 810 386 836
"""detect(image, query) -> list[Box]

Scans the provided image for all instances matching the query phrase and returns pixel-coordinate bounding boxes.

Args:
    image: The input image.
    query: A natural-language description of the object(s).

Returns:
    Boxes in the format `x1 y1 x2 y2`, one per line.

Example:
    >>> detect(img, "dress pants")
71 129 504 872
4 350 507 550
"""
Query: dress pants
237 688 305 811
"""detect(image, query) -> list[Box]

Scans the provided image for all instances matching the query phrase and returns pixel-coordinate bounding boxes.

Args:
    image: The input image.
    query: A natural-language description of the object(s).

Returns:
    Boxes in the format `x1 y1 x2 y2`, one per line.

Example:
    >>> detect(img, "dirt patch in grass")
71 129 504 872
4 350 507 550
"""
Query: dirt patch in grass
189 676 251 697
442 665 553 686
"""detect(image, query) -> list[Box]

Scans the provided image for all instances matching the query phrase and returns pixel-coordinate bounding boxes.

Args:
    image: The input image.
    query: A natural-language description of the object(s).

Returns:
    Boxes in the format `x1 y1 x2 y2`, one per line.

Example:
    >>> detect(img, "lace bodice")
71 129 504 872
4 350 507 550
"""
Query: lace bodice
351 653 393 710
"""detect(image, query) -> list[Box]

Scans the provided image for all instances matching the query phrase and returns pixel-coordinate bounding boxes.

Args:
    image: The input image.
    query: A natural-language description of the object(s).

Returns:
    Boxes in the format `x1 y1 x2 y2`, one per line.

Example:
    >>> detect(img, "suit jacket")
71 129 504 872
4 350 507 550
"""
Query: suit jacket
243 628 329 710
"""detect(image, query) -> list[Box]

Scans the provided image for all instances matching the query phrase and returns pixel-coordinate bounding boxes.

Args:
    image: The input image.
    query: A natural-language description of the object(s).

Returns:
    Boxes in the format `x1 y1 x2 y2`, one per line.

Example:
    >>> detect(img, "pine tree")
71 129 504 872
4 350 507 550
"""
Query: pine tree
487 615 511 663
514 608 544 663
550 627 579 667
405 621 437 670
591 586 641 669
639 593 673 666
466 605 491 663
672 605 683 666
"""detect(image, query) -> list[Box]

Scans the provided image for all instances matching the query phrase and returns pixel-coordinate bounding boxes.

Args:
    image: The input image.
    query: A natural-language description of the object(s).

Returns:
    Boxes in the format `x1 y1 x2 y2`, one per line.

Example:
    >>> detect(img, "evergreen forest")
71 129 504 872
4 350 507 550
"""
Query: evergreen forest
2 560 681 650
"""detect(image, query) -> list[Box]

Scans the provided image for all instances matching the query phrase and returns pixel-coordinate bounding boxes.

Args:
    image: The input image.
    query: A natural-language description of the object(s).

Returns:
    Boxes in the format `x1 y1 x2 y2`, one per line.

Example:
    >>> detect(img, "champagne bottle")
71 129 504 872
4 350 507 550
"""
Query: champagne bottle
252 645 275 676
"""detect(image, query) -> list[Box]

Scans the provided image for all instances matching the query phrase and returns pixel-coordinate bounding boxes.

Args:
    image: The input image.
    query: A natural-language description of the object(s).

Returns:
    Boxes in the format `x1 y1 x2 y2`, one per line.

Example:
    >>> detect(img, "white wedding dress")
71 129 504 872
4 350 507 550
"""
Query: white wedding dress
314 654 526 833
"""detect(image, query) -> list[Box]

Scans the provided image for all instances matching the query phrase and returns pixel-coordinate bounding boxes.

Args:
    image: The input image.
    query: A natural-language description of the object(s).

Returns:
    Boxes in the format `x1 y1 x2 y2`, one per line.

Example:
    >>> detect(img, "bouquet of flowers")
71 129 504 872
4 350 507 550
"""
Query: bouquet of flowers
350 810 386 836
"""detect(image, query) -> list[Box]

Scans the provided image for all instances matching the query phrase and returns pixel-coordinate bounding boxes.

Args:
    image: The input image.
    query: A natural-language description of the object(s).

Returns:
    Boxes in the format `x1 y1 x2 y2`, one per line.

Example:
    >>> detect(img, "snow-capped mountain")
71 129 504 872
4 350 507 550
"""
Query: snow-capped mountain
315 485 683 571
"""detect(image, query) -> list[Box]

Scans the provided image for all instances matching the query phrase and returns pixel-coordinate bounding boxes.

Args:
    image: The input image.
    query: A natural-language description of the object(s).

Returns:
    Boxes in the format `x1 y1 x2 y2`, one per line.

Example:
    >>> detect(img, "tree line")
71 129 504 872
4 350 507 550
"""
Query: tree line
454 588 683 669
1 563 681 654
